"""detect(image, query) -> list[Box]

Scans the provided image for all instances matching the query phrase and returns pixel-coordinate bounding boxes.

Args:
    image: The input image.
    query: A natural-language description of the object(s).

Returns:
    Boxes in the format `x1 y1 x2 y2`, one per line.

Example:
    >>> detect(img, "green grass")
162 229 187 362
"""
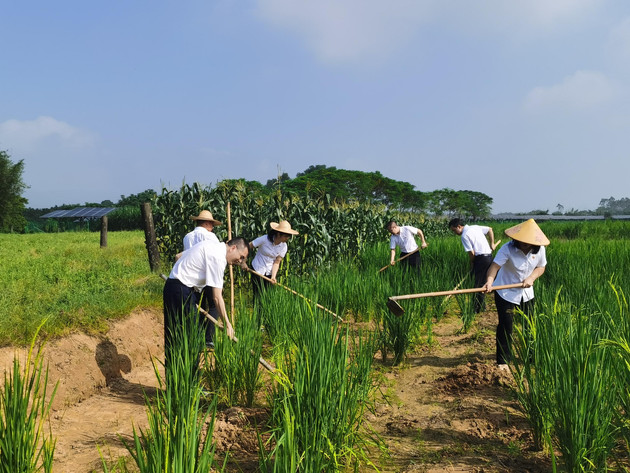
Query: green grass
0 231 163 346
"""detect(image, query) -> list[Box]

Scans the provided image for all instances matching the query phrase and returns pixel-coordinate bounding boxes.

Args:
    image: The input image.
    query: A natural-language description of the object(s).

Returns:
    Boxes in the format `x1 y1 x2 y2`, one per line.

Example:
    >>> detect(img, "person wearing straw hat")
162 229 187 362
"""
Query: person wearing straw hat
249 220 299 299
448 217 500 313
482 219 550 368
386 220 428 274
163 237 249 368
183 210 222 250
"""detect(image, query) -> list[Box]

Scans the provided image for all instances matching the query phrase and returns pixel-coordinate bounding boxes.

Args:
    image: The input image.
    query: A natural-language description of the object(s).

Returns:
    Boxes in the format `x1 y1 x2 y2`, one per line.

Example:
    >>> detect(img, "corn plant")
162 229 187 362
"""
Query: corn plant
151 180 437 276
0 322 57 473
105 309 222 473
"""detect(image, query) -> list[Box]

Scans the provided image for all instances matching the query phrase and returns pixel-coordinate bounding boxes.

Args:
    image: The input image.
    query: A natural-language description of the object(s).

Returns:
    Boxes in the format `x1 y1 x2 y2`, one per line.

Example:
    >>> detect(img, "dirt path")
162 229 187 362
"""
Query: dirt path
0 307 551 473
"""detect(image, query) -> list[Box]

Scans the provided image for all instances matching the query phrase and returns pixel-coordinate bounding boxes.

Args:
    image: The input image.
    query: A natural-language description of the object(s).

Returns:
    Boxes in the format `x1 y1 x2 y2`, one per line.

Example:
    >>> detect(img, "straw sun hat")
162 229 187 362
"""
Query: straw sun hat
190 210 222 226
505 219 550 246
270 220 299 235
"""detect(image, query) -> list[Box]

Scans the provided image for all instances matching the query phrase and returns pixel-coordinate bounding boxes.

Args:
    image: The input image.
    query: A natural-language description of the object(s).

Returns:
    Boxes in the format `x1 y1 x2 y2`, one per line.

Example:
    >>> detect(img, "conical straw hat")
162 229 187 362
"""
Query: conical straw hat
190 210 222 225
505 219 550 246
270 220 299 235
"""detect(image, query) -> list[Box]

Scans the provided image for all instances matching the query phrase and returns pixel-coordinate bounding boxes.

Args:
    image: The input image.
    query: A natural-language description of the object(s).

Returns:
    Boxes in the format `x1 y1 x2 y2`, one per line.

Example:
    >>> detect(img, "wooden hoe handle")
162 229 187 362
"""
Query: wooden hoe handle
391 283 525 302
378 248 420 273
159 274 276 372
245 267 344 322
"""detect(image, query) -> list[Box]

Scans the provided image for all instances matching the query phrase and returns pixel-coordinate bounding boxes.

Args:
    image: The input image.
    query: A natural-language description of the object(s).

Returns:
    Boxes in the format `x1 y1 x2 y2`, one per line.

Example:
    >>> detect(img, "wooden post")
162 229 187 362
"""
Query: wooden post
227 202 235 325
100 216 108 248
141 203 161 272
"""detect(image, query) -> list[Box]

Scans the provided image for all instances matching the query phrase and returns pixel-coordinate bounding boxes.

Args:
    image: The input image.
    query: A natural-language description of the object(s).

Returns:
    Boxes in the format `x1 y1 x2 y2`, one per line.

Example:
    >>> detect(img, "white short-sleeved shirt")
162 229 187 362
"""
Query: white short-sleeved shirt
460 225 492 256
169 241 227 290
493 241 547 304
183 226 220 250
251 235 287 276
390 226 419 253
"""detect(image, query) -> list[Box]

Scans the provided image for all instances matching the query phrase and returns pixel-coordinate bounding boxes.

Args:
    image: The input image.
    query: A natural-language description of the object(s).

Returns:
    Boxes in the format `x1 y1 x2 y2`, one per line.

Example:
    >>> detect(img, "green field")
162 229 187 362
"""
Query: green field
0 231 163 346
3 222 630 471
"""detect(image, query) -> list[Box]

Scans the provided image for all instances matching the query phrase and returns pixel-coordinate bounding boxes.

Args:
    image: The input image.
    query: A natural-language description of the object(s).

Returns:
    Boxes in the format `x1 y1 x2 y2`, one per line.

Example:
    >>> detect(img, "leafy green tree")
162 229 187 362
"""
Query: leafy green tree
117 189 158 207
282 165 426 210
597 197 630 215
0 150 28 232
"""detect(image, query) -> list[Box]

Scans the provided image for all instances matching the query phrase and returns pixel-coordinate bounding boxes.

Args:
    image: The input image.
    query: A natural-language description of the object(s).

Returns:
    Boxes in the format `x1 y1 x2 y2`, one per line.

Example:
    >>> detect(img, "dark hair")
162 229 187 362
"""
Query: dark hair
267 229 279 243
448 218 465 228
227 236 249 250
512 240 541 254
267 228 293 242
386 220 397 230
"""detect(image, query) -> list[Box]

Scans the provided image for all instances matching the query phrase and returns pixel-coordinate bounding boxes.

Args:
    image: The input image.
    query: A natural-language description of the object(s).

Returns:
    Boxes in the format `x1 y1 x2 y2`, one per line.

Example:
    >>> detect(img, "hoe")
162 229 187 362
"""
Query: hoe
386 282 525 316
245 267 343 322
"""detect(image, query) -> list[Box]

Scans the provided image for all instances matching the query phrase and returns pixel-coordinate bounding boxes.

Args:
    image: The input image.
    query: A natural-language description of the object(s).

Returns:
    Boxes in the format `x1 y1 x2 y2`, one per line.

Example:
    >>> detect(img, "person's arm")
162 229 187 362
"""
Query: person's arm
270 256 282 283
467 250 475 268
416 228 428 248
212 286 234 338
482 262 501 292
523 266 545 288
486 227 498 251
390 248 396 265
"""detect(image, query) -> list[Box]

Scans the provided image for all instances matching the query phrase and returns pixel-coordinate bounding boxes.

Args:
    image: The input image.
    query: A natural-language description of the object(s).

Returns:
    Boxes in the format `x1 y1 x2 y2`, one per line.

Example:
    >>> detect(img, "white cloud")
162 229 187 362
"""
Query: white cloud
255 0 604 64
0 116 96 153
256 0 435 63
523 70 618 112
473 0 600 28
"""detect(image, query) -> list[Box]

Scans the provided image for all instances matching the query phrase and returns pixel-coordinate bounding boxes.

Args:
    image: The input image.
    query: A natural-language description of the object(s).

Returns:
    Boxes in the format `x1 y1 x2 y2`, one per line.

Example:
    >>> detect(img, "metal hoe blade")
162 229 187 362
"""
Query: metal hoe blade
386 298 405 316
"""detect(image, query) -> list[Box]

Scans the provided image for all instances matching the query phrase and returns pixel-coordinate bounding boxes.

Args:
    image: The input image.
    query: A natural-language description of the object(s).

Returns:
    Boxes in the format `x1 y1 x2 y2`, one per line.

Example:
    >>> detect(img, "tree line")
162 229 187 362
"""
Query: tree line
4 147 628 234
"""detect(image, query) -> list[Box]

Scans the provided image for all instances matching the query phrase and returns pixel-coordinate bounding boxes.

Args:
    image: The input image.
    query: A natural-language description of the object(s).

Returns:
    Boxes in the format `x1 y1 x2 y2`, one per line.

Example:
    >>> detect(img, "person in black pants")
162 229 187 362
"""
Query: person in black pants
163 237 249 368
482 219 549 368
386 221 428 275
448 218 499 313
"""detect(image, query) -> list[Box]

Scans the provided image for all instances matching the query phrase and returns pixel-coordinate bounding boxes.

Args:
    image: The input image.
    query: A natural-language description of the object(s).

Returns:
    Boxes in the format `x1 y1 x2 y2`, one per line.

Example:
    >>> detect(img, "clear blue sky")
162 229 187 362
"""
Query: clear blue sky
1 1 629 213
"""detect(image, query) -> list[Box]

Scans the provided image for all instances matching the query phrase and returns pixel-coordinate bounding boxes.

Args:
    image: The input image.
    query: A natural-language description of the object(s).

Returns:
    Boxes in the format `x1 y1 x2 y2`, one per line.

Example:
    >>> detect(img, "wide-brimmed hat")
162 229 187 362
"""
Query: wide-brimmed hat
505 219 550 246
270 220 299 235
190 210 222 225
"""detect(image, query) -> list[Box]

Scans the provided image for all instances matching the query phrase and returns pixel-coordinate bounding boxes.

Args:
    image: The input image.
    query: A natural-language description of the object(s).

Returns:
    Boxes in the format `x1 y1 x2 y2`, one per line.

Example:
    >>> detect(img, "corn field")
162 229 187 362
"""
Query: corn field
152 180 451 275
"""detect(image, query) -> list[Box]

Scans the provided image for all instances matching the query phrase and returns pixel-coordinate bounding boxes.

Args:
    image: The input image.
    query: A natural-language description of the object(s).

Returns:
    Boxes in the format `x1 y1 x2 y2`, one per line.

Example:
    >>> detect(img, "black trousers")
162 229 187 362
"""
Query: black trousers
198 286 218 347
472 254 493 313
162 278 200 367
252 272 273 302
494 292 534 365
400 251 421 275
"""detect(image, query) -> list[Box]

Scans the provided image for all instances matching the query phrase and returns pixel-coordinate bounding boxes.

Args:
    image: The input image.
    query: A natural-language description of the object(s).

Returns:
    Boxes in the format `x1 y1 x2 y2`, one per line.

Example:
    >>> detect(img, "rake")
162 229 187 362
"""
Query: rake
386 283 525 316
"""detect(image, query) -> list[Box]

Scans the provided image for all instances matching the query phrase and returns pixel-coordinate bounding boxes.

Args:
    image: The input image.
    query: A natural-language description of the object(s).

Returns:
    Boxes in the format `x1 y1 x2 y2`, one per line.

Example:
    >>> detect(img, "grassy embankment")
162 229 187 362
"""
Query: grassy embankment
0 231 163 346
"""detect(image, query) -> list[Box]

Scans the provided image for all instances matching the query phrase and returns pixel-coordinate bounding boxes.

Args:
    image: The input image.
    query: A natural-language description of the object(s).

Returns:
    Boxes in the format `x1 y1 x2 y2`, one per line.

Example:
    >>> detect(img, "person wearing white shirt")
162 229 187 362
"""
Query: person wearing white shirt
163 237 249 367
182 210 222 347
183 210 222 250
482 219 550 367
387 221 428 274
449 218 499 313
249 220 299 299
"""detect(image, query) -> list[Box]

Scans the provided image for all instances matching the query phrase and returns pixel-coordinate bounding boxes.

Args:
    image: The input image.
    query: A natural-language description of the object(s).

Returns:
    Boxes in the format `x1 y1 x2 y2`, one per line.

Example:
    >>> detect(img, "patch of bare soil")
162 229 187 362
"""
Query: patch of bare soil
0 307 551 473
